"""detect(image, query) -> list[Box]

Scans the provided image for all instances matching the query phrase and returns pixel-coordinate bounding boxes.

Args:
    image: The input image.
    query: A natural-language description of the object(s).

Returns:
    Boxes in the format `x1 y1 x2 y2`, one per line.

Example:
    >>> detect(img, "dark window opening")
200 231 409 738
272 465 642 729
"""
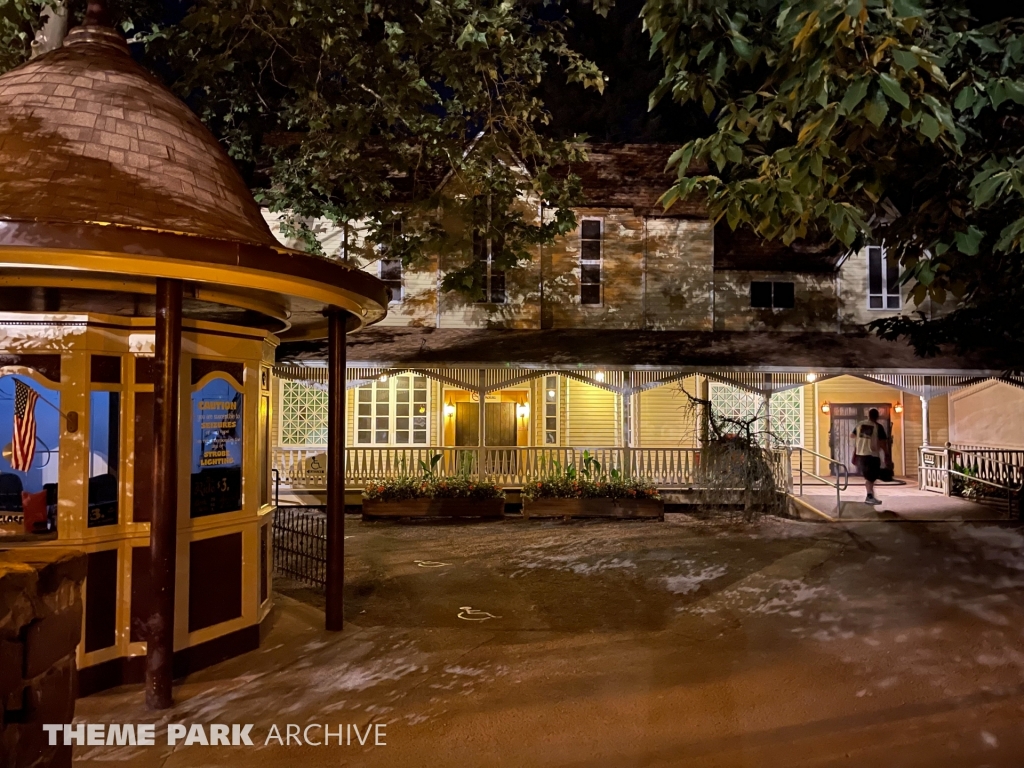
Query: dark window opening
580 219 602 306
750 281 794 309
867 245 900 310
474 196 507 305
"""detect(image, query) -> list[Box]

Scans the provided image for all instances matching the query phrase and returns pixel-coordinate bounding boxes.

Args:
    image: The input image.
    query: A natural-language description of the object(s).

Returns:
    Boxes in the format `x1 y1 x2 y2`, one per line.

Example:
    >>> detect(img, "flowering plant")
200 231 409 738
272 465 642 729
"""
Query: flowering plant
362 474 503 502
521 477 660 501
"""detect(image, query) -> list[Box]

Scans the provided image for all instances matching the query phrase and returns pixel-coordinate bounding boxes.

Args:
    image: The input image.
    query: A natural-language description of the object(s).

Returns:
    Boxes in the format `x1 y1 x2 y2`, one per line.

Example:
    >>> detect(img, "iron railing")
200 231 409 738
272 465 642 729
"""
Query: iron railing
272 506 327 589
789 446 849 518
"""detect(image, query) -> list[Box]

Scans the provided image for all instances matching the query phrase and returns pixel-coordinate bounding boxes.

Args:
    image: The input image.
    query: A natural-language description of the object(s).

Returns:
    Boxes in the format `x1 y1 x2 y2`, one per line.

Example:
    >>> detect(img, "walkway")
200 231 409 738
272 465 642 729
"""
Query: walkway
792 478 1014 521
73 516 1024 767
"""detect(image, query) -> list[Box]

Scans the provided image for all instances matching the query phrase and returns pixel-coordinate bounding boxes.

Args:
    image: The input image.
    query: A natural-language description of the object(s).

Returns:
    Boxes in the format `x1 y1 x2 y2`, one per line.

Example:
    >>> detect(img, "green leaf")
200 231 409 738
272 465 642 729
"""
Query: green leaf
878 73 911 108
863 89 889 126
919 113 940 140
893 48 918 71
840 79 869 114
954 226 985 255
953 85 976 111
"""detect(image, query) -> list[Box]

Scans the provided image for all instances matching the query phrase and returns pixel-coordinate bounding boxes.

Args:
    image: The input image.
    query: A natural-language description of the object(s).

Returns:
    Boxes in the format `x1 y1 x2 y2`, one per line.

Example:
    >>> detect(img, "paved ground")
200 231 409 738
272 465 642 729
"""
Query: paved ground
74 514 1024 767
795 477 1016 521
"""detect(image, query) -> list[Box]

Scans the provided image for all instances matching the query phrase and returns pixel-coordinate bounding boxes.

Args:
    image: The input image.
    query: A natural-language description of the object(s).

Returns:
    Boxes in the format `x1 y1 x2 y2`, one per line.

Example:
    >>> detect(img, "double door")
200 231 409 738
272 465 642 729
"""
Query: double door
829 403 891 476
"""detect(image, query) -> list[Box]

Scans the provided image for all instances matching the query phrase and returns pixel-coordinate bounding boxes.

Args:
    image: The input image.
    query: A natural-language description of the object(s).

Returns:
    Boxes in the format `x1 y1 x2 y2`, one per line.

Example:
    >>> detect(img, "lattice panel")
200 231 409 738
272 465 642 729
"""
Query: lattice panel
280 380 329 446
709 383 803 447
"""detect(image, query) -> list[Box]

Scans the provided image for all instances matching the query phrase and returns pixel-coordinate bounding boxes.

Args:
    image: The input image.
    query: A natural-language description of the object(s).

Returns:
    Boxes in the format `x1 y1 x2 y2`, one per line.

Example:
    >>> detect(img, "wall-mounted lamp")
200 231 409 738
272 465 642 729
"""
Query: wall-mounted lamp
444 399 455 418
893 402 904 414
516 402 530 419
378 374 388 382
805 373 817 383
594 371 605 383
820 401 830 414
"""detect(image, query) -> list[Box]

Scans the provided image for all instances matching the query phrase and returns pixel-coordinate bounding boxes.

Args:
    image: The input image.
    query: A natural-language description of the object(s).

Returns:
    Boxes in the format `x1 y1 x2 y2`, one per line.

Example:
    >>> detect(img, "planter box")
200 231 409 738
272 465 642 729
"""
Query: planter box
362 497 505 520
522 497 664 520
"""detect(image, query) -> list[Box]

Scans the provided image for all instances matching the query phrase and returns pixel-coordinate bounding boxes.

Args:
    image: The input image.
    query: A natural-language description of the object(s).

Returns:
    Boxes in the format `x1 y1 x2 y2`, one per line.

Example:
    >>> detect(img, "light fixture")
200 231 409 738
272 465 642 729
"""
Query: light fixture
893 402 903 414
820 401 830 414
547 389 556 399
378 374 388 382
805 373 817 383
516 402 530 419
444 399 455 417
594 371 605 382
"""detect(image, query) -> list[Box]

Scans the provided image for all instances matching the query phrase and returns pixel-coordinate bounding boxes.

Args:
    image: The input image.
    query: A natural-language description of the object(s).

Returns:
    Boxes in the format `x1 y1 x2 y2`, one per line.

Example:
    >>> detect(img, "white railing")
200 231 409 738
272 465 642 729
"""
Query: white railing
920 446 1023 497
273 445 792 492
948 444 1024 468
919 448 949 494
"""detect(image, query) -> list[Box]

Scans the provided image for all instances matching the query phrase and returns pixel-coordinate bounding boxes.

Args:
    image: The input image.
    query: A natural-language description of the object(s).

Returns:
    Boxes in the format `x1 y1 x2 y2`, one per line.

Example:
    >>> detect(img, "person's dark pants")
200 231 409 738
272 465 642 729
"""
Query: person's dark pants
860 456 881 483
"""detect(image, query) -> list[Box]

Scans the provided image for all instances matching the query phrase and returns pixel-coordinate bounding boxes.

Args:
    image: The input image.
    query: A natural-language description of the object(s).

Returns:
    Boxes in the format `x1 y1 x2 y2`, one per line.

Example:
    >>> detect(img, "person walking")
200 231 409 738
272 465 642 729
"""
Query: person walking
852 408 891 505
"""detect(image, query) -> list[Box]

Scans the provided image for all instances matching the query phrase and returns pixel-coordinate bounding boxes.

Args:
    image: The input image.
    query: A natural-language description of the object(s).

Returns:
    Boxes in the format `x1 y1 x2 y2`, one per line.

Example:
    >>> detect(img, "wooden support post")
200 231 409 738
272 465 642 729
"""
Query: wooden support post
921 395 931 448
478 368 486 476
762 391 772 448
621 389 632 477
700 376 710 447
326 311 347 631
146 278 181 710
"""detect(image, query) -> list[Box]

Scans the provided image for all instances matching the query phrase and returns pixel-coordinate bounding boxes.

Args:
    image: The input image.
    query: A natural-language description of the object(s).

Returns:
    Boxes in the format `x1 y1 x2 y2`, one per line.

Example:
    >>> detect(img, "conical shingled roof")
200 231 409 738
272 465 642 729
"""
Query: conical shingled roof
0 23 278 248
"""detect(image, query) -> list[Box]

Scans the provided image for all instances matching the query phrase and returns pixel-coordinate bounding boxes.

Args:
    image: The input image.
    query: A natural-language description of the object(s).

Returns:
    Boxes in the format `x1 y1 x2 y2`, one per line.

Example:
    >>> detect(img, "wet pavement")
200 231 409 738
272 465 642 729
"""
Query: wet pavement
74 515 1024 767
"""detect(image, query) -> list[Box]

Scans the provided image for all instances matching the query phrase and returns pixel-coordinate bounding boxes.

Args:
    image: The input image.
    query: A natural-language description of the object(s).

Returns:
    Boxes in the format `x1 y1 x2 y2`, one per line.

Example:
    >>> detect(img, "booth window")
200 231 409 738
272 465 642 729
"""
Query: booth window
0 374 60 533
88 391 120 527
356 374 429 445
190 377 244 518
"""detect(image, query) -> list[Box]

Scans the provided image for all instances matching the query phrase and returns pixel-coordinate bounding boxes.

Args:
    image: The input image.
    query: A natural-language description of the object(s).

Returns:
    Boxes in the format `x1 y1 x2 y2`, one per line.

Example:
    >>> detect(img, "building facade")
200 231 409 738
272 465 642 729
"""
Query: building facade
265 145 1014 499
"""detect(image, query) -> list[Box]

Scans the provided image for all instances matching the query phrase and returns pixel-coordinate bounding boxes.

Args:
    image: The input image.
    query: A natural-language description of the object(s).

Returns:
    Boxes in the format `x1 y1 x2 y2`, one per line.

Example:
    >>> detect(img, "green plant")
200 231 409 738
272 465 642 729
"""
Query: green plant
362 475 504 502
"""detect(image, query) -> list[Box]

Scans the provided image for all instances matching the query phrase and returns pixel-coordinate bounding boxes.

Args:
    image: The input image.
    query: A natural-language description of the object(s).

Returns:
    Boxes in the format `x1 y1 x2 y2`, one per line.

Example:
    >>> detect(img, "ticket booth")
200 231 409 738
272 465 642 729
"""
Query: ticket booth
0 10 386 706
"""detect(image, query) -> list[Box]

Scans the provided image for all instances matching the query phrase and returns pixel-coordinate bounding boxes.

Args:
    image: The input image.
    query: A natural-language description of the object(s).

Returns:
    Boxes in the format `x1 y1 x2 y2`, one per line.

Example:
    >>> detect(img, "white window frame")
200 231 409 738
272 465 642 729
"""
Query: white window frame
354 374 430 446
579 218 603 306
379 257 403 304
867 245 901 311
543 375 559 445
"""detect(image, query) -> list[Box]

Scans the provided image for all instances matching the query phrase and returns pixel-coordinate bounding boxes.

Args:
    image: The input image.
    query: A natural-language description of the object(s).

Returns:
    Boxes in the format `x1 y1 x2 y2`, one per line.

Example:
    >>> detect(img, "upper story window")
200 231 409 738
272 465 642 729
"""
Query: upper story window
379 258 403 304
356 374 429 445
473 196 506 304
580 219 603 306
750 281 794 309
867 245 900 310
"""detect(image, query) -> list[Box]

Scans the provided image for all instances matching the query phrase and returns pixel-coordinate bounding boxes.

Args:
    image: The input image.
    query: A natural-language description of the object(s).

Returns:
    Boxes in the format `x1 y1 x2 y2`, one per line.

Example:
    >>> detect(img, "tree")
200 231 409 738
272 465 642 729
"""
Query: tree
644 0 1024 363
1 0 606 300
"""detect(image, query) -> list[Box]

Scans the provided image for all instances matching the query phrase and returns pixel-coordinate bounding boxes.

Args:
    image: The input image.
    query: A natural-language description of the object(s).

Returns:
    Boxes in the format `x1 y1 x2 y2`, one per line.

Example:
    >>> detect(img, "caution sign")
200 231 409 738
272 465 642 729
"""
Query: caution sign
191 378 244 517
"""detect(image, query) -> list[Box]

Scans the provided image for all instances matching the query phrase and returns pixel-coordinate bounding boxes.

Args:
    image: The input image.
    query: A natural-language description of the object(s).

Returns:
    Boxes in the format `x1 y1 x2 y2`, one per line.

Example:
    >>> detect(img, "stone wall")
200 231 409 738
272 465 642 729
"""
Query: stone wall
0 549 86 768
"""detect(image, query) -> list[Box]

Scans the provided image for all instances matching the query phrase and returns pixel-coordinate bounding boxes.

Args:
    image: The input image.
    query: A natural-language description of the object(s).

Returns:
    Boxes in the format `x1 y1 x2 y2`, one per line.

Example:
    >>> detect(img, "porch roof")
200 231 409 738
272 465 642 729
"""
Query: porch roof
277 327 1004 375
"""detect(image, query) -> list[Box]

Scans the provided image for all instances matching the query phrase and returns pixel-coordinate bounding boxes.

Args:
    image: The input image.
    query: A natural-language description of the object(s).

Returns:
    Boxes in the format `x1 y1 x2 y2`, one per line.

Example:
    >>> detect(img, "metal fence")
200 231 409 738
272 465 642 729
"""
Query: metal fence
272 506 327 590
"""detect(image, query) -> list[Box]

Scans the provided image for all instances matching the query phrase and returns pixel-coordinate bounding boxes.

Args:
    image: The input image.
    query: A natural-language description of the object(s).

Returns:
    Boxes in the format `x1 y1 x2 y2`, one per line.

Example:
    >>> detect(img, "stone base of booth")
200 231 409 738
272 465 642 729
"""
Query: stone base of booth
77 620 266 697
0 549 87 768
522 498 665 520
362 498 506 520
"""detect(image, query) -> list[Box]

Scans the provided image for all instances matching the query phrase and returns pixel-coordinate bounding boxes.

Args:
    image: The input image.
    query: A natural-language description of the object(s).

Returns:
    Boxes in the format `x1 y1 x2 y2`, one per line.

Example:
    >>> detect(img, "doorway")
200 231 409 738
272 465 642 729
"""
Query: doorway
829 404 892 476
454 401 517 446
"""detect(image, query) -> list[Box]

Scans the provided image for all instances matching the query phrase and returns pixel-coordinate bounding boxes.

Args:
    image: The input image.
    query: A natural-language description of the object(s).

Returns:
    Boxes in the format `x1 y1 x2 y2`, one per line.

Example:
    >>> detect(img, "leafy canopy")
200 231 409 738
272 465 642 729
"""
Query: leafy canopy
644 0 1024 361
1 0 606 300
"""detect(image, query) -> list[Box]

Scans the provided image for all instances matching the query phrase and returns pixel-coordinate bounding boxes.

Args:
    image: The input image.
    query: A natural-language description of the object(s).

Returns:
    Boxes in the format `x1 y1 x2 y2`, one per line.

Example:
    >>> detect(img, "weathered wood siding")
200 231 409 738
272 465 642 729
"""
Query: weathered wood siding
641 218 714 331
713 271 839 332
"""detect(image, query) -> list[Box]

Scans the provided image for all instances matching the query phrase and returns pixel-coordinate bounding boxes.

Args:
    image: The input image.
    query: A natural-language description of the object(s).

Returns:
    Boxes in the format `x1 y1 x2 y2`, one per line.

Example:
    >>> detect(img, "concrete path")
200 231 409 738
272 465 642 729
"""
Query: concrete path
794 478 1014 521
74 516 1024 767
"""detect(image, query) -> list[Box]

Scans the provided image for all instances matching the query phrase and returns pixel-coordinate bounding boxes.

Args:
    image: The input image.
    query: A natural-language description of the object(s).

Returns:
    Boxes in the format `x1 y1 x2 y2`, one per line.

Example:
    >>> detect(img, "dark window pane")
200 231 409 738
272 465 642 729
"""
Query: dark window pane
885 254 900 295
581 284 601 305
581 240 602 262
490 270 506 303
887 295 901 310
773 281 795 308
581 220 602 240
380 258 402 281
750 281 772 308
473 230 487 261
868 247 883 295
581 263 601 284
869 295 883 309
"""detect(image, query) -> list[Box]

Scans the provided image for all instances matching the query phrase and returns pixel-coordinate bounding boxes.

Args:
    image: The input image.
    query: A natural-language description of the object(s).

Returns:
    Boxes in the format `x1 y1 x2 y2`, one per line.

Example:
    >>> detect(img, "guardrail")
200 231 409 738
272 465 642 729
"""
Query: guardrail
920 445 1022 518
789 446 849 517
272 506 326 589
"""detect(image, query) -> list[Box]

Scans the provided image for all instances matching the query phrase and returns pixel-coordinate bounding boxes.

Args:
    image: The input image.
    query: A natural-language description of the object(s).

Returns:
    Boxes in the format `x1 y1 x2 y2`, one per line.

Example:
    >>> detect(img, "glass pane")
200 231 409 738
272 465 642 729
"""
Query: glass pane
396 377 410 389
886 254 900 295
416 405 427 415
581 240 601 261
869 295 883 309
2 376 61 533
490 270 506 304
190 377 243 518
413 417 427 430
396 404 410 417
413 432 427 444
375 430 389 443
545 430 557 444
376 386 389 401
581 220 602 240
772 281 795 309
581 284 601 305
414 376 427 390
887 295 901 309
376 403 389 416
750 281 772 308
868 247 883 295
88 390 120 528
358 430 371 443
358 388 372 402
376 417 389 430
380 258 402 281
581 263 601 284
397 389 409 403
396 417 409 430
358 417 371 430
358 403 371 416
395 431 409 444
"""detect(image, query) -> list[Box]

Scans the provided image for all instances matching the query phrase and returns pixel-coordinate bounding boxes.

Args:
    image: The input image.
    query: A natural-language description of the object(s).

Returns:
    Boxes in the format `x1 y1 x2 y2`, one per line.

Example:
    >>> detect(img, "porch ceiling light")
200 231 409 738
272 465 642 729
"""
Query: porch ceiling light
594 371 605 382
820 401 830 414
806 373 817 383
378 374 388 382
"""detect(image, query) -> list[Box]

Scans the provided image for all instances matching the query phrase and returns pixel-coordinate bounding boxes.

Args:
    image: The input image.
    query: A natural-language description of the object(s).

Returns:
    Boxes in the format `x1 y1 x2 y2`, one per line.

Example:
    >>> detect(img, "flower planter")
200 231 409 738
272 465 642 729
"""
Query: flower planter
522 497 664 520
362 497 506 520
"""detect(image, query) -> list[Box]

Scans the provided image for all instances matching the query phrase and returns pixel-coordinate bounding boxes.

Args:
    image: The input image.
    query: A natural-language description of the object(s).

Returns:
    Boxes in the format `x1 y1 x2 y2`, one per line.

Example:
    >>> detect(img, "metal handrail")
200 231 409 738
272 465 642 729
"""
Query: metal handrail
790 446 850 519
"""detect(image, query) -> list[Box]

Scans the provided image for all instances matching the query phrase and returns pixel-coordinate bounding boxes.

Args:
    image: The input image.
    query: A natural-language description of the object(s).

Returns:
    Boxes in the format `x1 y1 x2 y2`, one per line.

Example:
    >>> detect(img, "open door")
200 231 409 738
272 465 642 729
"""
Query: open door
829 404 892 476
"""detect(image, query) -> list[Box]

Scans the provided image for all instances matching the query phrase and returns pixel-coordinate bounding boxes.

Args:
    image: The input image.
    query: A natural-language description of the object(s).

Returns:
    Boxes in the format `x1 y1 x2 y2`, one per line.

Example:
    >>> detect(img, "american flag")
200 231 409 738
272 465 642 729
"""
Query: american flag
11 380 39 472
